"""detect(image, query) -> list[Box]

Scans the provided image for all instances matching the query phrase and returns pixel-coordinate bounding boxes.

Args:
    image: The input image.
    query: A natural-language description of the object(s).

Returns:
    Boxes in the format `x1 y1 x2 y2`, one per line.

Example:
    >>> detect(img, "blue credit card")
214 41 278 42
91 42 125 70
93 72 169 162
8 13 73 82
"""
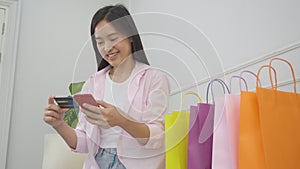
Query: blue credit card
54 96 79 108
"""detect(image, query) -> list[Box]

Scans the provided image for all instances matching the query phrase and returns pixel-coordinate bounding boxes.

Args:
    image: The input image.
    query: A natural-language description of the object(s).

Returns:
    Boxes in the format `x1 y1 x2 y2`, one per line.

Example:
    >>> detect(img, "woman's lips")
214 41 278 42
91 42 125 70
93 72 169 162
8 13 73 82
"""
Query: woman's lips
106 52 119 61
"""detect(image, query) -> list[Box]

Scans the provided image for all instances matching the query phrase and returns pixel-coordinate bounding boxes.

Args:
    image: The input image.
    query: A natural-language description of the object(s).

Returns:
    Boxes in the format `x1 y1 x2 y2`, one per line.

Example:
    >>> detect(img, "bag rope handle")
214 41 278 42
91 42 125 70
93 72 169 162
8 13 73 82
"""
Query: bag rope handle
206 79 230 104
229 75 248 92
179 91 202 112
269 58 297 93
256 65 278 89
240 70 262 88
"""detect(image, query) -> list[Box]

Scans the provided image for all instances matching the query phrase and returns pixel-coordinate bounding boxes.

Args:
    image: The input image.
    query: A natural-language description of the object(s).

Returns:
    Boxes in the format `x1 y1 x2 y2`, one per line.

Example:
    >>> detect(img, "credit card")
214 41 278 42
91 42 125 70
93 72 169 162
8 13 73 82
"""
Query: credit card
54 96 79 108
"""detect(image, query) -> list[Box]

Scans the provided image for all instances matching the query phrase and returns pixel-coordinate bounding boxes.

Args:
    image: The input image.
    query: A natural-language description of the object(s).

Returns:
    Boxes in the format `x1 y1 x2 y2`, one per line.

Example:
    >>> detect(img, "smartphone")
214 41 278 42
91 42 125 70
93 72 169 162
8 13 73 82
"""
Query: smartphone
54 96 78 109
73 94 98 108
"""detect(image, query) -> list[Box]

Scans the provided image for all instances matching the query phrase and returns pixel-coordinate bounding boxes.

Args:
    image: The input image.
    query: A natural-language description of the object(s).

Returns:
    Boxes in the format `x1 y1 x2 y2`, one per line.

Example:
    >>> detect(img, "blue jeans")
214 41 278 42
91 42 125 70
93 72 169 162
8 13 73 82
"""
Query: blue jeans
95 148 126 169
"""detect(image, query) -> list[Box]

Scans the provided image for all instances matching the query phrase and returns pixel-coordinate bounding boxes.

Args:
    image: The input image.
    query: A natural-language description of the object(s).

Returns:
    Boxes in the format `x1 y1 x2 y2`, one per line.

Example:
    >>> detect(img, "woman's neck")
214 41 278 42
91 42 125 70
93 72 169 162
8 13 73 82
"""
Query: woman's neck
109 57 135 83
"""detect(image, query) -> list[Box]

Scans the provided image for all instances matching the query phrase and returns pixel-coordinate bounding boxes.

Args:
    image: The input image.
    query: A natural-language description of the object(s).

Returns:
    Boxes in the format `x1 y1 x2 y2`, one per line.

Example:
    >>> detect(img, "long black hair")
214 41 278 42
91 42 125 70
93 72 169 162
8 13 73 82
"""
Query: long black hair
90 4 149 71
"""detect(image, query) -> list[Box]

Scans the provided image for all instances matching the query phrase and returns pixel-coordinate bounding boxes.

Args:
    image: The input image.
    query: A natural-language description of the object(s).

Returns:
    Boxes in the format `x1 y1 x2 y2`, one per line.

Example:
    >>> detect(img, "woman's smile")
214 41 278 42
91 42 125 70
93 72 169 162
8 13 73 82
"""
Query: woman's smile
106 51 117 60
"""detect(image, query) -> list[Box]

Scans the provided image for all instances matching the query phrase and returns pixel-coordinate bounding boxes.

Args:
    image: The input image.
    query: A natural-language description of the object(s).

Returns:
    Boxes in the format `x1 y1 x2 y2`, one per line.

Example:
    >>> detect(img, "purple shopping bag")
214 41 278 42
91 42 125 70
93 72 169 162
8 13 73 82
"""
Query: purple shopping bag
188 104 214 169
187 79 228 169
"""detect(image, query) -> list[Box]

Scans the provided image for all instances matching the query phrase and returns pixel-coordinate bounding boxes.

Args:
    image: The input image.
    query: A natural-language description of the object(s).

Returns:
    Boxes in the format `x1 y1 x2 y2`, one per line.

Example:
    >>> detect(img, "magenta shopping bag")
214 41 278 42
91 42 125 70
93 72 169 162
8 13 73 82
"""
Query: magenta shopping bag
188 104 214 169
187 79 227 169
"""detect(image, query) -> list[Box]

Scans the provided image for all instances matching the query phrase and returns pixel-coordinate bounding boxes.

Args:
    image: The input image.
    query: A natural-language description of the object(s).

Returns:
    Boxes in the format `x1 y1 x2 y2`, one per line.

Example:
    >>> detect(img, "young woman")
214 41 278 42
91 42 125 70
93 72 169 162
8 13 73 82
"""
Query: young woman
44 4 170 169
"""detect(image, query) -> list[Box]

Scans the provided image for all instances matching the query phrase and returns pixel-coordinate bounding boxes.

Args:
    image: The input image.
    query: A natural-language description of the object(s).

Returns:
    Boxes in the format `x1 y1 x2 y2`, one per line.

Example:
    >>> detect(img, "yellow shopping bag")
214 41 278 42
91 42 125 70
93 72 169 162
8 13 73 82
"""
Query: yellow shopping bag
165 112 189 169
165 92 202 169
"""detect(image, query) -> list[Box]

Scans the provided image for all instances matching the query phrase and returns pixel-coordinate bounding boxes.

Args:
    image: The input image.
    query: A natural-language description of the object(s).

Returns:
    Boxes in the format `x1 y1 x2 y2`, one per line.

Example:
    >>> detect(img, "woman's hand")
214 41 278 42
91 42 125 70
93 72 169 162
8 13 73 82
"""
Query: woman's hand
43 96 68 128
81 100 127 128
83 100 150 144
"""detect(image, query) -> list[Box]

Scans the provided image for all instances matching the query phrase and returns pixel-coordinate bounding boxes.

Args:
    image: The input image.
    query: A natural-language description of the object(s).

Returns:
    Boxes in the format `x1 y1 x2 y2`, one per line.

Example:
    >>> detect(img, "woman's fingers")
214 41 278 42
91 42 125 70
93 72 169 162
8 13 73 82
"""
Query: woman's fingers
81 104 103 119
48 96 55 104
45 103 62 113
44 96 66 126
82 103 101 113
44 110 61 119
43 115 58 123
84 116 110 129
81 103 112 128
80 102 126 128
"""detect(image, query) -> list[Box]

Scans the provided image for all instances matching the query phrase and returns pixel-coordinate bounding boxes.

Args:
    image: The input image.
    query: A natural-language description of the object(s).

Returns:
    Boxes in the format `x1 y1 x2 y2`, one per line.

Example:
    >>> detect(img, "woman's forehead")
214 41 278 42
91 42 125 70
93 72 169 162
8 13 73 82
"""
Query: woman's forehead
94 20 125 39
94 21 117 37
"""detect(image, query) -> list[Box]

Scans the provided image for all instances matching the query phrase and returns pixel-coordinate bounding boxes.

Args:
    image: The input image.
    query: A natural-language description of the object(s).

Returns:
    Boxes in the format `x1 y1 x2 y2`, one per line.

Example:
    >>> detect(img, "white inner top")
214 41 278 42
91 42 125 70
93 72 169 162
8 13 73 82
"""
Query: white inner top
99 69 132 148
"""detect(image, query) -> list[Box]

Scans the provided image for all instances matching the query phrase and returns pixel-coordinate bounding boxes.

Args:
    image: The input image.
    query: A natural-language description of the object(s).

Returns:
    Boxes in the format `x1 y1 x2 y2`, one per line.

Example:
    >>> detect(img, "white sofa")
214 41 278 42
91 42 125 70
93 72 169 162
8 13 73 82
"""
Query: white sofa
42 134 87 169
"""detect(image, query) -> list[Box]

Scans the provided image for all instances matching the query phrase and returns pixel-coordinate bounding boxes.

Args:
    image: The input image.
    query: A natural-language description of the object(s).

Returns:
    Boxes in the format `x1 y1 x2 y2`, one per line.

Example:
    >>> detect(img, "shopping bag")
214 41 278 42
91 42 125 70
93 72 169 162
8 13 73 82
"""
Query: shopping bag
165 112 189 169
201 79 235 169
188 92 214 169
213 96 234 169
165 92 201 169
239 91 267 169
237 70 269 169
256 58 300 169
223 75 249 169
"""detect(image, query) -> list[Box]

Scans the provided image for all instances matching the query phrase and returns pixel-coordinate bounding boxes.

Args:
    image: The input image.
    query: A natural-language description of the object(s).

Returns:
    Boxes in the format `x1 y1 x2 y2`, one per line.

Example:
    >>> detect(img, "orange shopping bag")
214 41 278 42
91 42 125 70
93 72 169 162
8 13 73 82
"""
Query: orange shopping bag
256 58 300 169
238 69 274 169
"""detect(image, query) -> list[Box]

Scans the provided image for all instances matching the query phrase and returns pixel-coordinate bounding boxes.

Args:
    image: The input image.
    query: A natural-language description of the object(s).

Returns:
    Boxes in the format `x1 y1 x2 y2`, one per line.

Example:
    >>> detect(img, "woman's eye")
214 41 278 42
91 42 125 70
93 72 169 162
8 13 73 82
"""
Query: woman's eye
97 42 104 45
110 37 118 42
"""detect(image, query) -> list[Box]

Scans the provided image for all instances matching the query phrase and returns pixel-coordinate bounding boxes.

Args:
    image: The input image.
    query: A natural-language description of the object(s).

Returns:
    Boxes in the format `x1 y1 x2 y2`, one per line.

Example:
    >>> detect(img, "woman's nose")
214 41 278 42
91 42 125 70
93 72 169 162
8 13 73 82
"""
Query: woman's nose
104 41 113 52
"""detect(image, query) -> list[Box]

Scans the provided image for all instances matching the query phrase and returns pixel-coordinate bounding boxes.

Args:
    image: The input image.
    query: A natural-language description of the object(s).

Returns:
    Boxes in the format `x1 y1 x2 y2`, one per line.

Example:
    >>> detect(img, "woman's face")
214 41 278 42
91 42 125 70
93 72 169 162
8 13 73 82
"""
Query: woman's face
94 20 132 68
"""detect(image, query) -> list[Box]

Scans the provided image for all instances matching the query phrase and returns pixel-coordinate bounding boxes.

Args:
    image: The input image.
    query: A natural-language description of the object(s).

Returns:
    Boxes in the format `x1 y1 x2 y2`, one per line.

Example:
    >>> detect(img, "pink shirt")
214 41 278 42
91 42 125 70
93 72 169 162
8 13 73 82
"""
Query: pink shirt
72 62 170 169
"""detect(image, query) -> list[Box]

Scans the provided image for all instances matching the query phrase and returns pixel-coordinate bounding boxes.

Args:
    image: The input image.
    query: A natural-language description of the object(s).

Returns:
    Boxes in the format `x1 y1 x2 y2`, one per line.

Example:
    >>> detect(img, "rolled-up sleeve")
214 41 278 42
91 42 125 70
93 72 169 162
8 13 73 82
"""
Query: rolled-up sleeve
72 129 88 153
142 70 170 149
71 78 92 153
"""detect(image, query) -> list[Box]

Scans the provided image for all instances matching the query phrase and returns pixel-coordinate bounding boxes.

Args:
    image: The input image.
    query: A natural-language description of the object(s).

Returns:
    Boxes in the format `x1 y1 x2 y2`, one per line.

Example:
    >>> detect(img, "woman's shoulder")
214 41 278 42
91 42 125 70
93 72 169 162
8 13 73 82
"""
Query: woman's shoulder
88 65 111 79
133 62 168 79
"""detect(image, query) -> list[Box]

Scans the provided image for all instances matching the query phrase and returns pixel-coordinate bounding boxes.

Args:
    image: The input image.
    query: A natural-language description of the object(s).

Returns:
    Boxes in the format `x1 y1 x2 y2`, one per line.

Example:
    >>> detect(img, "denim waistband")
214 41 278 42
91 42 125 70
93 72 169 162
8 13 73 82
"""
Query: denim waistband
98 148 118 155
95 148 126 169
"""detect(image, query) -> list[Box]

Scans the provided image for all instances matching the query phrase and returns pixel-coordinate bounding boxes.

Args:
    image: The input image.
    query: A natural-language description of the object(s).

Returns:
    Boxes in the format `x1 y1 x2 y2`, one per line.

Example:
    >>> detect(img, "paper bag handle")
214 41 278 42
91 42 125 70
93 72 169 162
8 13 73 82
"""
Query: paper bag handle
240 70 262 87
256 65 278 89
269 58 297 93
179 91 202 112
206 79 230 104
229 75 248 92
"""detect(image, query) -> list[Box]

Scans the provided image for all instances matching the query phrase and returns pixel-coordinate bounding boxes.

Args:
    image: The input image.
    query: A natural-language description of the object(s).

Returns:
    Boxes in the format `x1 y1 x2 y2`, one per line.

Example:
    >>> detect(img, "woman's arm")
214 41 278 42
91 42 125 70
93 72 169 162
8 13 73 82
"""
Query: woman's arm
119 116 150 145
44 96 77 149
53 122 77 149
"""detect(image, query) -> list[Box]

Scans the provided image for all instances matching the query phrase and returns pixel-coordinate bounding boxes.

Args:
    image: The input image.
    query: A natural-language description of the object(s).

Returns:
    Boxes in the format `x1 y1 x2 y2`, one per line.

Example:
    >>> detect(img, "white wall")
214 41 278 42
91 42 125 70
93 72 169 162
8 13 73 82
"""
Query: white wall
128 0 300 68
5 0 125 168
127 0 300 110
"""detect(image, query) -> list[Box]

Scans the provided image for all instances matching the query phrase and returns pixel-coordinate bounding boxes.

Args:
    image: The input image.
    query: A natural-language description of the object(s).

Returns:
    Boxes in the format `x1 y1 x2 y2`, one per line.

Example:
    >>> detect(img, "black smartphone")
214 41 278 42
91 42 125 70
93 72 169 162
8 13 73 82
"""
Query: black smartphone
54 96 78 109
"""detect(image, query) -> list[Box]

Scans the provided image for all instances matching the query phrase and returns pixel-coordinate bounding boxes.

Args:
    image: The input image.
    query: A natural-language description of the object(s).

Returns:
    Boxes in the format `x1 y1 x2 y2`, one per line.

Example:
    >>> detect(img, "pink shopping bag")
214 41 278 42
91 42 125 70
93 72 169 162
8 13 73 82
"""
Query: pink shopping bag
225 75 248 168
213 96 234 169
